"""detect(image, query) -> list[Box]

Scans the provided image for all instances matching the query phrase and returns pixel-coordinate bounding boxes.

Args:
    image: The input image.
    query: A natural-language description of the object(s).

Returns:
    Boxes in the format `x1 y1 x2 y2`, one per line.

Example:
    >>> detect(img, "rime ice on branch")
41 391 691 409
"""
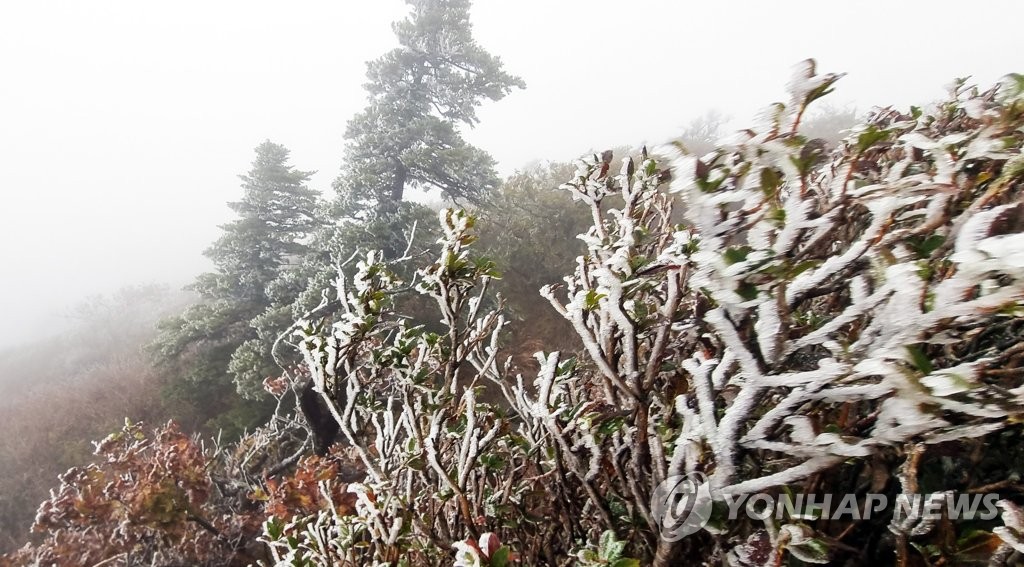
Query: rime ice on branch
541 62 1024 562
266 63 1024 565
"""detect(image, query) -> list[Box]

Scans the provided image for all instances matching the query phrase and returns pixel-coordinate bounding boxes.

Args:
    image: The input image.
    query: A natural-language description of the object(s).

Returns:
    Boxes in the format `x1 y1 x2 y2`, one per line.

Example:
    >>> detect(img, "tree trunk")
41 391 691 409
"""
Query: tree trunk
389 162 408 203
652 540 679 566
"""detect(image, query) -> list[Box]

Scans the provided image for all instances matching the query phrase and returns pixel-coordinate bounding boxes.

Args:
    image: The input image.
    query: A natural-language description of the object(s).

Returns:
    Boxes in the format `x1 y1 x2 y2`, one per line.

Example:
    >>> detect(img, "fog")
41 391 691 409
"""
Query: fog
1 0 1020 348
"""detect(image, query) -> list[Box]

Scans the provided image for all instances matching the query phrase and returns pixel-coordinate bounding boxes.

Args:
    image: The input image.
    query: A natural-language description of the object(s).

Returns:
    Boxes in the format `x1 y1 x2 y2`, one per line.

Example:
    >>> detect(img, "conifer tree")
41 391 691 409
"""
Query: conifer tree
200 141 318 303
154 141 319 427
334 0 524 219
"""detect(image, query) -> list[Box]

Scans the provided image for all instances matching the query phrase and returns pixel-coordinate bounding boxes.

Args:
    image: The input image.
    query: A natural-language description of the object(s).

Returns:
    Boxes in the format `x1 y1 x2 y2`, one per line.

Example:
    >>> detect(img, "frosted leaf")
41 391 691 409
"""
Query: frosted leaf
898 132 938 150
978 233 1024 269
953 204 1024 280
452 540 482 567
954 202 1018 253
937 132 970 147
933 147 957 184
333 312 365 341
919 362 984 397
963 127 1008 159
770 193 813 256
780 524 831 564
874 398 948 443
961 98 987 119
994 501 1024 553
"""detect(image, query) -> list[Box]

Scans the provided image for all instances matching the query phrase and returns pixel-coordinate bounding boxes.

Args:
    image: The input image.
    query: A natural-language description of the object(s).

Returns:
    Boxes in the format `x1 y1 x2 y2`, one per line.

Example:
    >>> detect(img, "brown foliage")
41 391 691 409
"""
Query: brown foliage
1 418 369 566
260 451 361 520
3 421 261 567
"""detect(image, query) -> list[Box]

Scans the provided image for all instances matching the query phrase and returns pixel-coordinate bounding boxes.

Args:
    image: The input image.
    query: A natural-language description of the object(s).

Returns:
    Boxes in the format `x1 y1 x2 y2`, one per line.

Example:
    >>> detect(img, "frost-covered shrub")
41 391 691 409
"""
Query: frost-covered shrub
2 421 266 567
532 62 1024 560
261 63 1024 566
261 211 562 565
537 63 1024 563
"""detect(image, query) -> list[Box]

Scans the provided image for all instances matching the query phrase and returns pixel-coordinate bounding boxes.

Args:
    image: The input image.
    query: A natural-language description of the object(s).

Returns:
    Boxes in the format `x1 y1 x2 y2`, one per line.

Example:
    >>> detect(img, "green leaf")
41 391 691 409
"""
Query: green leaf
596 416 626 438
911 542 942 559
856 125 890 152
610 560 641 567
736 281 759 301
406 457 426 471
265 517 283 540
760 167 782 195
490 546 510 567
598 530 625 561
584 289 607 311
916 260 934 281
906 344 933 375
723 246 753 265
767 207 786 225
788 538 831 564
628 255 649 272
478 453 505 471
695 167 728 193
907 234 945 259
1003 73 1024 98
790 260 820 277
804 75 841 105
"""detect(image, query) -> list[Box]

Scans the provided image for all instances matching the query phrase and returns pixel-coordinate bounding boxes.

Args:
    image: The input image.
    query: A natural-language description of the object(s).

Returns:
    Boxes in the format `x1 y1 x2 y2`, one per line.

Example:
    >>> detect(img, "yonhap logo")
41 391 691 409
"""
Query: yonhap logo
650 476 1003 542
650 472 714 541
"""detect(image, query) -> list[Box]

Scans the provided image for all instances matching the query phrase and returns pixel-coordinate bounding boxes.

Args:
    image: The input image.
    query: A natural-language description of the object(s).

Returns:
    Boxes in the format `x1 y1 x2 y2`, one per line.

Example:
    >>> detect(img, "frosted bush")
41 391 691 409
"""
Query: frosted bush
261 64 1024 566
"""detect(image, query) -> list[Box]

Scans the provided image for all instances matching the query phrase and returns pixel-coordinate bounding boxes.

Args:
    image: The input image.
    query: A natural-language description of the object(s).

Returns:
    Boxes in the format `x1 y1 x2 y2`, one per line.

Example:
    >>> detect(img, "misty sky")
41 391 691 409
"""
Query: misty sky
1 0 1021 347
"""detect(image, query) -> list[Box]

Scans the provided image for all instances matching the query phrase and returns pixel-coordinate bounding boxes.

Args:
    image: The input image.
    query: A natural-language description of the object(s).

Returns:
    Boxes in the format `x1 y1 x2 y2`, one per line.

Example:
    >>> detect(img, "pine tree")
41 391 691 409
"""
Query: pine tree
200 141 319 304
334 0 524 219
153 141 320 429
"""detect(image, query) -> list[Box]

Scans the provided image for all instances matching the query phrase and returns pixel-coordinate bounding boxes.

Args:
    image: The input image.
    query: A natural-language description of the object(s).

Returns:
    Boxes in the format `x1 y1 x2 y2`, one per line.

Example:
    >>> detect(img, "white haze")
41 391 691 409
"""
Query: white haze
0 0 1020 347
